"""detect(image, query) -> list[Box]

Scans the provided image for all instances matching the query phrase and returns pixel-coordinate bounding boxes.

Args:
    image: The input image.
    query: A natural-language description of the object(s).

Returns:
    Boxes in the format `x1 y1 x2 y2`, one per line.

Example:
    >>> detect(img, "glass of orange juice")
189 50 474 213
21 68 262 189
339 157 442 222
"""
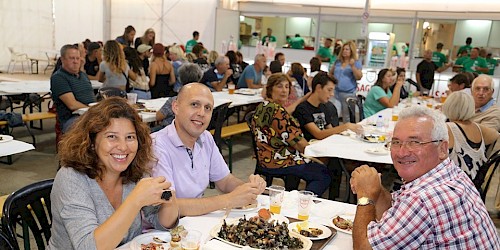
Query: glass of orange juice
268 185 285 214
297 190 314 220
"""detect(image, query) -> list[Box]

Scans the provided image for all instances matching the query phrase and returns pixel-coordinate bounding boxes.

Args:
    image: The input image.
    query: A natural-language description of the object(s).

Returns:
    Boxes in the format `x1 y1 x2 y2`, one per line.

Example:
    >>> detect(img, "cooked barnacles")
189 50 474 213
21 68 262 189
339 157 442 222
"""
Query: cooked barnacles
218 216 303 249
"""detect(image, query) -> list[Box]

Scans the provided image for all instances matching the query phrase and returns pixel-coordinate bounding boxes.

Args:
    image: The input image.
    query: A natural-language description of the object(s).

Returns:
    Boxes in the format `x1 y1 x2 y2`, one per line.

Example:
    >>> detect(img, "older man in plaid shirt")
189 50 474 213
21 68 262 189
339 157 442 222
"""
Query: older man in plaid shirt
350 106 500 249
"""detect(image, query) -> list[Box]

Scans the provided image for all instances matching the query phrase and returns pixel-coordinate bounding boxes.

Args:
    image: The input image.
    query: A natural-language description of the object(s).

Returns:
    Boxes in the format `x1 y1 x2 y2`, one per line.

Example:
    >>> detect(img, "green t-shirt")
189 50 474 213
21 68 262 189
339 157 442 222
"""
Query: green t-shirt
364 85 392 118
261 35 277 45
455 56 468 66
432 51 447 68
462 57 488 74
290 37 305 49
317 46 332 61
457 45 472 56
185 39 198 54
486 58 498 75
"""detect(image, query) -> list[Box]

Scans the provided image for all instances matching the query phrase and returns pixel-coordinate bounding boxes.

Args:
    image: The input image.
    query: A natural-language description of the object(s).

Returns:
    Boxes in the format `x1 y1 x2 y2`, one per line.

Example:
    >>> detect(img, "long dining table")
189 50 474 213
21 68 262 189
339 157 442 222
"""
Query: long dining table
117 191 356 250
0 80 102 95
138 89 264 123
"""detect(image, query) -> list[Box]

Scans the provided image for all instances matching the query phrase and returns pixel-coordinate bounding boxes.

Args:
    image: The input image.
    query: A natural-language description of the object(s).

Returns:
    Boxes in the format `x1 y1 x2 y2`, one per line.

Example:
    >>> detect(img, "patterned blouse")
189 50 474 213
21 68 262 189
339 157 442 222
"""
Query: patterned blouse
251 101 310 169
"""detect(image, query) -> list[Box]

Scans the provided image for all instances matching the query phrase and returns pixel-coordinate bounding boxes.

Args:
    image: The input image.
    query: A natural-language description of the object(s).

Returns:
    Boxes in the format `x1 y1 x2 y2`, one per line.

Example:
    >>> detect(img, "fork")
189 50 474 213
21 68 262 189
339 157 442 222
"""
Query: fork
220 206 231 223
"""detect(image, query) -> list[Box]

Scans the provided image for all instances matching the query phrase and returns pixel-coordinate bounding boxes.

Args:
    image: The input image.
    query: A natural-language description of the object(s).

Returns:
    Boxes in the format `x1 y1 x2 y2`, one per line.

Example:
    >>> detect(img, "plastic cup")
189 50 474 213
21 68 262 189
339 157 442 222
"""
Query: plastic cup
391 109 399 121
126 93 137 104
297 190 314 221
181 230 202 250
268 185 285 214
228 84 235 94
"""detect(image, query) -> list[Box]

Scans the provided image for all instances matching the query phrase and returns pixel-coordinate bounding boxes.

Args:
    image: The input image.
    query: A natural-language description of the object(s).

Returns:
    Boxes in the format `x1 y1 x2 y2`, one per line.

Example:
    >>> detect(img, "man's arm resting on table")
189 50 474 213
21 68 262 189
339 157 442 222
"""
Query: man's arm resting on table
215 173 245 193
246 78 263 89
353 203 375 250
59 92 88 111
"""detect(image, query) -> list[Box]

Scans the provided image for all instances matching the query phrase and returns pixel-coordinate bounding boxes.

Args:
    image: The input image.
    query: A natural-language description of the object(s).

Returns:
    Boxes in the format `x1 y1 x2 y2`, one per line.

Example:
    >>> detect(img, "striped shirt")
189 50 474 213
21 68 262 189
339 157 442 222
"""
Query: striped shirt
367 158 500 249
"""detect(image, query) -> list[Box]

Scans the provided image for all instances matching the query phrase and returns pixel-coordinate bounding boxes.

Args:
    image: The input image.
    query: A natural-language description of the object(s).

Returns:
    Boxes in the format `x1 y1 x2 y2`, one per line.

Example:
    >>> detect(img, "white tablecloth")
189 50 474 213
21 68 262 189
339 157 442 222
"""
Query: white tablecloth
0 80 102 95
118 191 356 250
0 139 34 157
137 89 263 123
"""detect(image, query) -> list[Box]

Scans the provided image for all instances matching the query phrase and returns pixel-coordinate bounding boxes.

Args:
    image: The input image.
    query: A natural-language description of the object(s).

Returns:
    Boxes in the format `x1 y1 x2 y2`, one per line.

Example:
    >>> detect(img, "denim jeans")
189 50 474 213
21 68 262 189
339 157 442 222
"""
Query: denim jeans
334 90 356 123
259 162 331 196
130 89 151 100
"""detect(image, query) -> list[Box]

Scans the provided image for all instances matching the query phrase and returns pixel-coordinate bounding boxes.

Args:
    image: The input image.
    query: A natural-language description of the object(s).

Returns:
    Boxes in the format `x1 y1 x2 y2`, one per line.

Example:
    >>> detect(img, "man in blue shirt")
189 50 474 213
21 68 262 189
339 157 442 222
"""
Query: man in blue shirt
237 54 266 89
200 56 233 91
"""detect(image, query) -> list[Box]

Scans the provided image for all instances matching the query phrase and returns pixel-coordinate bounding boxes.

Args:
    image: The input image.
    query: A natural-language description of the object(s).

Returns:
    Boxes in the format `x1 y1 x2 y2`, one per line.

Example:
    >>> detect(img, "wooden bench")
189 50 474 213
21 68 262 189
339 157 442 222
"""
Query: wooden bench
0 112 56 146
210 122 250 171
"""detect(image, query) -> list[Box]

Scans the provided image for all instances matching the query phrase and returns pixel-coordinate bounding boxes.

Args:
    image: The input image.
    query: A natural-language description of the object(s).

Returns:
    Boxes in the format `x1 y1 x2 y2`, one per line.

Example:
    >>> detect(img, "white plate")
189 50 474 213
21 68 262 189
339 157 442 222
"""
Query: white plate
130 231 171 250
0 135 13 143
210 218 312 250
330 214 354 235
361 134 386 143
365 147 389 155
288 222 332 241
245 212 290 224
225 201 260 213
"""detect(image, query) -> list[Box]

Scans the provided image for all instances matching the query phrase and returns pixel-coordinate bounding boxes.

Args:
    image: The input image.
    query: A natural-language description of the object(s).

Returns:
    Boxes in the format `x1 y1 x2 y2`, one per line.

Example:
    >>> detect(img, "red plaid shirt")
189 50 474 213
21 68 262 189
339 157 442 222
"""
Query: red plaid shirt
367 158 500 249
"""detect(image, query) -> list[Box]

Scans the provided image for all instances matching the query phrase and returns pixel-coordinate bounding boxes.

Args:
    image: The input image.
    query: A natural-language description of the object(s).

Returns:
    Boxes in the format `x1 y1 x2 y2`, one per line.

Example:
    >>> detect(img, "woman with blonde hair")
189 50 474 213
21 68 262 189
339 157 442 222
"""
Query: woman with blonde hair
47 97 179 249
442 91 499 185
134 28 155 48
98 40 136 91
149 43 176 98
207 50 219 67
329 41 363 122
168 45 186 93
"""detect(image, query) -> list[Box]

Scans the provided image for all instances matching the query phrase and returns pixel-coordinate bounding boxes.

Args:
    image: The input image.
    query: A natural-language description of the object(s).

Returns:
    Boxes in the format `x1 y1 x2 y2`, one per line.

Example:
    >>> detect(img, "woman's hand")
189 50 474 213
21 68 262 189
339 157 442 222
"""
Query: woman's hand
129 176 171 208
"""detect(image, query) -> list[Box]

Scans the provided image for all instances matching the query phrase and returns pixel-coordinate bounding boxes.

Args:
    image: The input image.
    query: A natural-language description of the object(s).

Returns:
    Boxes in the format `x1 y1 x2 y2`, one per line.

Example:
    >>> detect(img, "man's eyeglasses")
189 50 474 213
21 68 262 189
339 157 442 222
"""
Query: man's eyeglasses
387 140 442 150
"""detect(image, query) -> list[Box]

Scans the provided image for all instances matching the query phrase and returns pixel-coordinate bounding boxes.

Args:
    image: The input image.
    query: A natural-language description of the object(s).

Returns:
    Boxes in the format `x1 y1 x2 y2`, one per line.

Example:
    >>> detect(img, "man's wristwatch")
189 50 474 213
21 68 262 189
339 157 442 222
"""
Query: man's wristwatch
357 197 375 206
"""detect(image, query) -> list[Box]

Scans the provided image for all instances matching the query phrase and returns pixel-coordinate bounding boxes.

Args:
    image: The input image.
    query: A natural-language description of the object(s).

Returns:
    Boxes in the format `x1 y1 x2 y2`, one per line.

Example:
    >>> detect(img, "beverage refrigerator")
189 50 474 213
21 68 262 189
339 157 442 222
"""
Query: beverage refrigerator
365 32 395 68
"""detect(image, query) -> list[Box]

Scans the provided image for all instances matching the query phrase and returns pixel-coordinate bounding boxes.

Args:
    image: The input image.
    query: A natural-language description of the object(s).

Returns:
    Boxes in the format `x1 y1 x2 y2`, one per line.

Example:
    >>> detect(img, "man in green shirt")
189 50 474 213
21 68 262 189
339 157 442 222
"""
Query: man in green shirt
185 31 199 54
290 34 305 49
461 47 488 74
456 37 472 57
261 28 277 46
316 38 333 62
432 43 448 68
486 53 498 75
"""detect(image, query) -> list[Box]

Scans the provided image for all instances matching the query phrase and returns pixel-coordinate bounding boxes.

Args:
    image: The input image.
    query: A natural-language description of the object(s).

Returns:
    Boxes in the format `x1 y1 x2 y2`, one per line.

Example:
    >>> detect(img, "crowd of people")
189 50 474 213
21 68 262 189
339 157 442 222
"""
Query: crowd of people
44 25 500 249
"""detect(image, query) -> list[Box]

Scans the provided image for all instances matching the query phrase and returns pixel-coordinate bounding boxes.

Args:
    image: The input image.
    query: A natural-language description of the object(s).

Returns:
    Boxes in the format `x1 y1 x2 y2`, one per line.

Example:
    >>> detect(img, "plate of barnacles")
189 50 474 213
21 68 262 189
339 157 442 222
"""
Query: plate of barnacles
210 212 312 250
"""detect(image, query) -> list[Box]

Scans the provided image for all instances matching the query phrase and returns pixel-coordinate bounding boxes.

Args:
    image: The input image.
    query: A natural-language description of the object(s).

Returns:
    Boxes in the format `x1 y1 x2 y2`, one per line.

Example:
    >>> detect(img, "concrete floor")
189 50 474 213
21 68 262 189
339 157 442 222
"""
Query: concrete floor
1 72 499 241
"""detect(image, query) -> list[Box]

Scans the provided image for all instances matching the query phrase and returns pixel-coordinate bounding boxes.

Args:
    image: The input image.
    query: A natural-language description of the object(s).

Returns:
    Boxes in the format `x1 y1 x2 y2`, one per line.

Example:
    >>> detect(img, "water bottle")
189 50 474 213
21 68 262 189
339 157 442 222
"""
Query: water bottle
376 115 384 130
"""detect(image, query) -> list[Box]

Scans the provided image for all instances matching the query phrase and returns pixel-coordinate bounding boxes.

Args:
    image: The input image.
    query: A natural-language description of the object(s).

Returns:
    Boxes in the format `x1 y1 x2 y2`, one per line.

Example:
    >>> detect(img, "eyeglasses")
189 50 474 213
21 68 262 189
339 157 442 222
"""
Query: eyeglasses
387 140 442 150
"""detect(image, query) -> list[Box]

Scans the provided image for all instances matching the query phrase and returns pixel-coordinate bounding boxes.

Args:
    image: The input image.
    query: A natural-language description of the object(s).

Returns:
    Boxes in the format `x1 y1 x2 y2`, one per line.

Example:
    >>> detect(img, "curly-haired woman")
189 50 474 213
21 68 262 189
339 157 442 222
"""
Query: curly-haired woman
48 97 179 249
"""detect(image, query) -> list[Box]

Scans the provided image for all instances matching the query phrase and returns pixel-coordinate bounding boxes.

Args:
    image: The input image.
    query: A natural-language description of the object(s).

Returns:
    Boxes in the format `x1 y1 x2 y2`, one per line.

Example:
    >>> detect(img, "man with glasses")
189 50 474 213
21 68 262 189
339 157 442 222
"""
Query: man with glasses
151 83 266 216
350 106 499 249
471 74 500 131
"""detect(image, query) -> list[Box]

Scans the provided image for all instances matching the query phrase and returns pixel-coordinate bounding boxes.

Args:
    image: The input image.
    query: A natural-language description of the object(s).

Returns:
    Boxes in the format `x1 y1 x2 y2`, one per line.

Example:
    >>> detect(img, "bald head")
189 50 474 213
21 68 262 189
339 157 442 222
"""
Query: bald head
177 83 214 104
424 49 433 60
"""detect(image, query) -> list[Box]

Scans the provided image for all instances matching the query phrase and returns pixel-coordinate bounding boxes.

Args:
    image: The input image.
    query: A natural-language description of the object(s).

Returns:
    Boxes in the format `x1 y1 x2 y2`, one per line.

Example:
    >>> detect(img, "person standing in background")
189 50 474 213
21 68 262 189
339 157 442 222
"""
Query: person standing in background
316 38 333 62
460 47 488 74
185 31 199 54
134 28 155 48
261 28 276 46
432 42 448 68
290 34 305 49
329 41 363 123
456 37 473 57
84 42 102 80
416 49 450 93
485 53 498 75
115 25 136 48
